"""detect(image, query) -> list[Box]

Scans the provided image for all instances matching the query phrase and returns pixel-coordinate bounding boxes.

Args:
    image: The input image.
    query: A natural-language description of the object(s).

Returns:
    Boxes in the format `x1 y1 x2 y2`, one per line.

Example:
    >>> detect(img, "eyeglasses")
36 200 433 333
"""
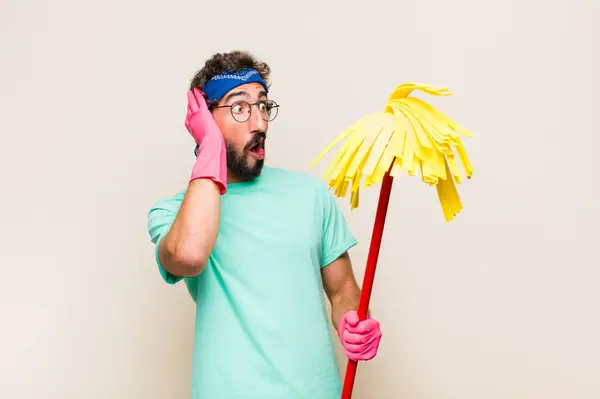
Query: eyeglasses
212 100 279 123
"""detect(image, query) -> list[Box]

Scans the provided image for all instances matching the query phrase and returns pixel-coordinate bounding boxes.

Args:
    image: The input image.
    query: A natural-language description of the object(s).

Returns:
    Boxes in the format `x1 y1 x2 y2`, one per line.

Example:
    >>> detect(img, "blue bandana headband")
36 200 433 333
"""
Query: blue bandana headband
203 68 268 102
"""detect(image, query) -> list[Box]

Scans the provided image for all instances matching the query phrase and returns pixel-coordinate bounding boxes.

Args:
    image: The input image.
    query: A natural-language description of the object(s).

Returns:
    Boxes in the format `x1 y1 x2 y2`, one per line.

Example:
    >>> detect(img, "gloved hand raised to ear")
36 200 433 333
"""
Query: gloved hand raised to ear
185 88 227 194
337 310 382 361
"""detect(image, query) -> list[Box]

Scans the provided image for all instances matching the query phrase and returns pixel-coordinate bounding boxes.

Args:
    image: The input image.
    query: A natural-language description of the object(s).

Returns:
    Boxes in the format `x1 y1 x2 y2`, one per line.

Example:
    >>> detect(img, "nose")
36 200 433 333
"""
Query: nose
248 104 267 133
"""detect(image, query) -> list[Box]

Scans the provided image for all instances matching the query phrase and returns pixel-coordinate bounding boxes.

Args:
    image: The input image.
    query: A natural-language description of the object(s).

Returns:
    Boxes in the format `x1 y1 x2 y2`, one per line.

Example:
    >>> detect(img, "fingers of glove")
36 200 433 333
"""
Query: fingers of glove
342 340 372 355
343 328 381 348
343 347 376 362
343 334 381 359
341 329 371 345
193 88 211 115
187 90 200 114
345 318 380 335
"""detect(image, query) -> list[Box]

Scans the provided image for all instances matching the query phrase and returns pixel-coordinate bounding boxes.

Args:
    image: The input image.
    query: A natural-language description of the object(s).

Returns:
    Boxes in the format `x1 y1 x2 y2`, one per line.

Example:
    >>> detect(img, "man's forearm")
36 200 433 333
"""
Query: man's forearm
159 178 221 277
330 283 362 328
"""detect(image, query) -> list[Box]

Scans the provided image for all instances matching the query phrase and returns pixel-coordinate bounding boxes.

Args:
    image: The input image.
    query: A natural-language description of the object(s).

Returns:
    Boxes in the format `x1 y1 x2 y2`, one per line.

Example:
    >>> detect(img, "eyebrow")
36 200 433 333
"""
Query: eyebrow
223 90 248 103
223 90 269 104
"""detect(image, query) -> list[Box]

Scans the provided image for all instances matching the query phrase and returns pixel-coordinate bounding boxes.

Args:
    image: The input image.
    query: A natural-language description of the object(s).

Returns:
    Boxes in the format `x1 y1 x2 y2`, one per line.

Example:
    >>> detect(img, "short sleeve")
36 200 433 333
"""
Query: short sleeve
147 193 185 285
318 182 358 267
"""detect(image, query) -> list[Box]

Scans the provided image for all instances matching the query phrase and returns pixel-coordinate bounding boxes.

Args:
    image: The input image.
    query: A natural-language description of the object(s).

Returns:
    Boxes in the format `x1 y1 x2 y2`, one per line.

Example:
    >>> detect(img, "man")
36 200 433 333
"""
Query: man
147 50 383 398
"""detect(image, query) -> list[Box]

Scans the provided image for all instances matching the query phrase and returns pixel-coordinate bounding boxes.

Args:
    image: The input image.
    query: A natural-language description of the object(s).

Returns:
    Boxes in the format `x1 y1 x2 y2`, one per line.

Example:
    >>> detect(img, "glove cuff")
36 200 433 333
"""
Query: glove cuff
190 136 227 195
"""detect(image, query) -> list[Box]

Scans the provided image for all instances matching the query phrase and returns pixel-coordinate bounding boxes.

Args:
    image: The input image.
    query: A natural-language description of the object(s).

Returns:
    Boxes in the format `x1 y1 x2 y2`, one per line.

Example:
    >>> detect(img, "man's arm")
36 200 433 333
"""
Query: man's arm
158 178 221 278
322 252 382 361
154 88 227 279
321 252 363 328
317 179 382 361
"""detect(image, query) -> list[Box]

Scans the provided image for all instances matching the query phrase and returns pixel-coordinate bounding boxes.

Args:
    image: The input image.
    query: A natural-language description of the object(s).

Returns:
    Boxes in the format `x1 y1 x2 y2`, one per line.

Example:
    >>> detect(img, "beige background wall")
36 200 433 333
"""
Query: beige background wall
1 0 598 398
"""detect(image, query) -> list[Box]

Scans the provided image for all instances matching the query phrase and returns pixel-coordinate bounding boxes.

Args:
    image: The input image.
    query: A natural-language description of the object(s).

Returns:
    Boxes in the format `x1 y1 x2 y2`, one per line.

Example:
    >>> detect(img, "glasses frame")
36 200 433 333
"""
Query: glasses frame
212 99 279 123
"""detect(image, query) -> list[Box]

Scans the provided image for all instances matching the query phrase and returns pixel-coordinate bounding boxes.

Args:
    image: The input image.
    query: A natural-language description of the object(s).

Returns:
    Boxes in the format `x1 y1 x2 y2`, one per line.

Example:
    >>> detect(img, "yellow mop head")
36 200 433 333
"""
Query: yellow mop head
310 83 474 222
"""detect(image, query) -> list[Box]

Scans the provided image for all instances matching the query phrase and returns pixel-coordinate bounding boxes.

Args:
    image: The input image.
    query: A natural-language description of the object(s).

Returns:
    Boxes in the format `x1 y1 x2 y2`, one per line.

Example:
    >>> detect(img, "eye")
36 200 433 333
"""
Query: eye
258 101 274 113
231 103 244 113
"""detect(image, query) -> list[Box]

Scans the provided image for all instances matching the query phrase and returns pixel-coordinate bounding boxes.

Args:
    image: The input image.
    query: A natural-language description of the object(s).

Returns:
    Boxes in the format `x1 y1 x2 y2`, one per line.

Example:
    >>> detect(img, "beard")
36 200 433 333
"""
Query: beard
226 133 265 180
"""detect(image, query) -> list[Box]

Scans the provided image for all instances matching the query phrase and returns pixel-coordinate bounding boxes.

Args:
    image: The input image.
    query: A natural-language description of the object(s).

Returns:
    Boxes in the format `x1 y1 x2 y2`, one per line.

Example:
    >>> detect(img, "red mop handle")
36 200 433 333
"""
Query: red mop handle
340 171 394 399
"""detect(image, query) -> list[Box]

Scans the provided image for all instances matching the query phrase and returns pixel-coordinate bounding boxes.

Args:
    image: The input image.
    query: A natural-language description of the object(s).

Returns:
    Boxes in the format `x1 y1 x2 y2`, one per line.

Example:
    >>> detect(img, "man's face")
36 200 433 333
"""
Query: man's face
211 82 269 181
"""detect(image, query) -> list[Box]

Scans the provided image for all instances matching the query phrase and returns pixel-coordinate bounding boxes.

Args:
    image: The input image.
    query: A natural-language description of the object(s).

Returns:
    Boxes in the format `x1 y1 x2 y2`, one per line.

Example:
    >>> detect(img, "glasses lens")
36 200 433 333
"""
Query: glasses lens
263 100 278 121
230 101 251 122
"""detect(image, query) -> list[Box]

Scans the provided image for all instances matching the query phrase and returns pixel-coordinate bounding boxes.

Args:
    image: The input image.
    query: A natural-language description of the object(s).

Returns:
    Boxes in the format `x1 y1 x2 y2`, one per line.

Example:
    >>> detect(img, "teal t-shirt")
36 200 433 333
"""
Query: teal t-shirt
147 165 358 399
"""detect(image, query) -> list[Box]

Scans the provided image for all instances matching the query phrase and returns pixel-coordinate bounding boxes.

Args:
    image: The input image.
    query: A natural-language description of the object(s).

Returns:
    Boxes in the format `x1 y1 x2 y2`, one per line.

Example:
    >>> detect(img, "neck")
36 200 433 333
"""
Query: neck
227 169 243 184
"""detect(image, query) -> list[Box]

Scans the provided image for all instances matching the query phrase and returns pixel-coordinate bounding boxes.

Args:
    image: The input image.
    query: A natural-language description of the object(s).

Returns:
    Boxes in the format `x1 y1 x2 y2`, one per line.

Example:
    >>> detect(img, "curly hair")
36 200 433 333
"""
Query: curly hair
189 50 271 93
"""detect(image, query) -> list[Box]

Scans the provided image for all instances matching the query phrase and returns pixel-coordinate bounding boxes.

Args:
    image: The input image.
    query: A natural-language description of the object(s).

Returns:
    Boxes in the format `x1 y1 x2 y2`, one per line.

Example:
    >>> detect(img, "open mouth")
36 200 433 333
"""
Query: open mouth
248 137 265 158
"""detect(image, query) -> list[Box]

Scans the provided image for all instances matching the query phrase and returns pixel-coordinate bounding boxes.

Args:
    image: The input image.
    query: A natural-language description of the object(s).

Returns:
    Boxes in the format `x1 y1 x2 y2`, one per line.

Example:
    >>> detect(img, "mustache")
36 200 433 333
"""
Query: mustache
244 132 266 151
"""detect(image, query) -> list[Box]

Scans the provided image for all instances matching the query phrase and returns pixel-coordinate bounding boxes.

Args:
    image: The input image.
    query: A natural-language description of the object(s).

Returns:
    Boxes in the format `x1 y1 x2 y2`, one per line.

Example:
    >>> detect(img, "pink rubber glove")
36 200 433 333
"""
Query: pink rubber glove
185 88 227 194
337 310 382 361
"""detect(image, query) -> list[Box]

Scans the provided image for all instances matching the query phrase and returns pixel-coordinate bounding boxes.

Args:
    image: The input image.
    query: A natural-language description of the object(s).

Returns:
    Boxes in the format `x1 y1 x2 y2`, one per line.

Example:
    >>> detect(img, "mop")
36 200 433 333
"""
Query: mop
310 83 475 398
